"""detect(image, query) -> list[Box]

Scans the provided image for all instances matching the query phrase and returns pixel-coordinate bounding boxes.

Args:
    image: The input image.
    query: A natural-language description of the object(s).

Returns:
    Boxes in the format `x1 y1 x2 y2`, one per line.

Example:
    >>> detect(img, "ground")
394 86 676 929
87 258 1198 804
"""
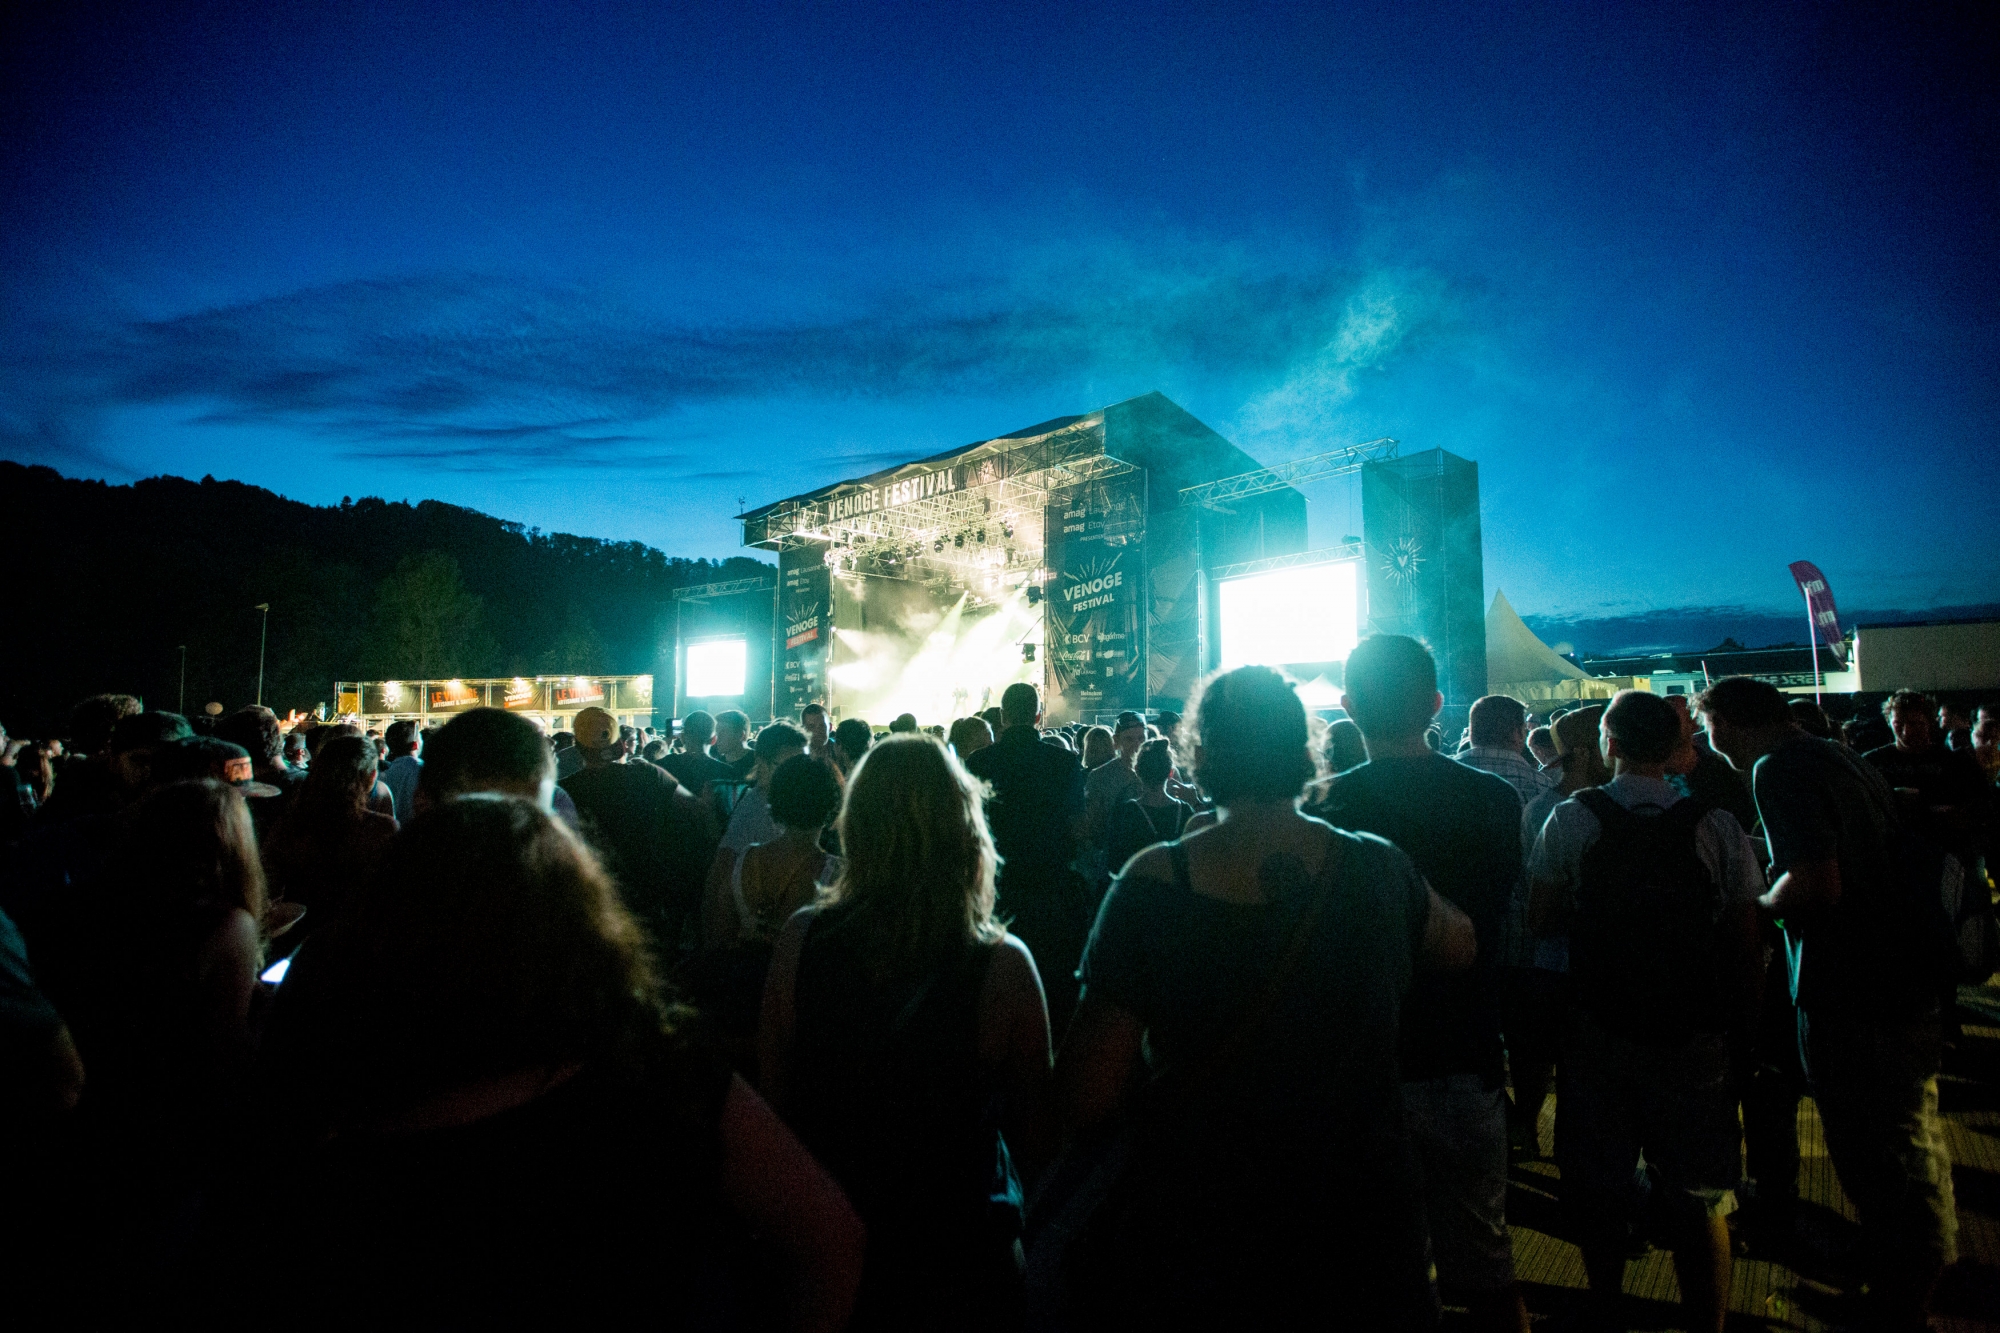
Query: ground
1495 980 2000 1331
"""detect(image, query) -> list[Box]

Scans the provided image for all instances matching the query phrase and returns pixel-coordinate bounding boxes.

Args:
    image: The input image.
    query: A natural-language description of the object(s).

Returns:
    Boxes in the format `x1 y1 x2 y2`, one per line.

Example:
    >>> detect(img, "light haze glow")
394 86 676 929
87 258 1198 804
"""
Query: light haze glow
1218 561 1360 671
685 638 748 698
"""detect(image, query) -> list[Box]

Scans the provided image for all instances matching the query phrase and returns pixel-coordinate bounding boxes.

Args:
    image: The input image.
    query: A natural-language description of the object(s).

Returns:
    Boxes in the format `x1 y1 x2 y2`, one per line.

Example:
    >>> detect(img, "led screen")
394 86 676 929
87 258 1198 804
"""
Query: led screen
1217 561 1360 671
685 638 747 698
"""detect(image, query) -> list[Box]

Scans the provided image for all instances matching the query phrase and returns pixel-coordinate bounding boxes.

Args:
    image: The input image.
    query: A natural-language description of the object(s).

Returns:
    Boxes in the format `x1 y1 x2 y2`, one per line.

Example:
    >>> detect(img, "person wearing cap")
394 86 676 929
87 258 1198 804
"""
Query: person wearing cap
216 706 305 798
1082 711 1149 884
559 706 717 958
153 736 286 800
103 712 197 808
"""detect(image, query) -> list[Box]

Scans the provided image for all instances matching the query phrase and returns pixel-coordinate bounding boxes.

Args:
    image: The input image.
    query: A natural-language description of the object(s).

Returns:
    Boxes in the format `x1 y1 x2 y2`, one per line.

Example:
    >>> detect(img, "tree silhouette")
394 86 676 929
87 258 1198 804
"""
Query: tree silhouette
371 552 496 678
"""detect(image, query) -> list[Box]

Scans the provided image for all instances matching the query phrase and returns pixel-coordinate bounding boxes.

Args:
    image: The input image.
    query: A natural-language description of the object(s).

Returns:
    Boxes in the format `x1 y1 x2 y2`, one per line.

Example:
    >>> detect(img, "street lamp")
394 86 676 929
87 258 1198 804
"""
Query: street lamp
255 604 271 706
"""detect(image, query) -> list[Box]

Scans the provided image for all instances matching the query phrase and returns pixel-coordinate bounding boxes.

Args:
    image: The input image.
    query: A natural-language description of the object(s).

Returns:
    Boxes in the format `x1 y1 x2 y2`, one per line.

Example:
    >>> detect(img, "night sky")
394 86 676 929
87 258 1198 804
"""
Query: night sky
4 1 1995 650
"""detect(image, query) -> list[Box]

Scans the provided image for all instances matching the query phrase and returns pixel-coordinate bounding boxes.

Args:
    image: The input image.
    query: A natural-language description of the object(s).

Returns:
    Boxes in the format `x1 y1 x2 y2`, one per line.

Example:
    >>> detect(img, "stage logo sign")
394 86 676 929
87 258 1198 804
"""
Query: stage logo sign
779 542 831 717
1044 475 1147 722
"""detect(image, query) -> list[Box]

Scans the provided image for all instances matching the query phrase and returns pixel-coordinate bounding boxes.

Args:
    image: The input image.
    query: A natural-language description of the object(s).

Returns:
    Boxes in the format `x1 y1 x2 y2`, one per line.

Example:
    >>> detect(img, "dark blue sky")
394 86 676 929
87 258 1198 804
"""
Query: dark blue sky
4 1 1995 648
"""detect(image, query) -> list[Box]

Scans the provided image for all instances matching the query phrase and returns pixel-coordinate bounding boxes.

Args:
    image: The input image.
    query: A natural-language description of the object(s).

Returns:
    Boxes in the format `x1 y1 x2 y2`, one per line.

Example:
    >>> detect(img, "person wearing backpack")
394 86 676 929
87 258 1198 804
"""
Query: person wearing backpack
1528 690 1765 1333
1696 676 1959 1333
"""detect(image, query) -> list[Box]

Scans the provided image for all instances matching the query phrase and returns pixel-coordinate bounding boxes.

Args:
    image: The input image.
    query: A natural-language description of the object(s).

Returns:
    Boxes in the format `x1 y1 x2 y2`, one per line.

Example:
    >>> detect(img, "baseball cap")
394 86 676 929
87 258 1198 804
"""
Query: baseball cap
574 706 620 750
110 711 195 753
153 737 283 797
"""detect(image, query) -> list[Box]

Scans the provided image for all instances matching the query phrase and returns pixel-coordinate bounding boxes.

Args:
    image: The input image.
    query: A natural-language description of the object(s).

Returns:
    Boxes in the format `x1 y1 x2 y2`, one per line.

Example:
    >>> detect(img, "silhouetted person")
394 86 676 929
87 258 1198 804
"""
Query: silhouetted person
1700 676 1958 1330
1307 635 1528 1332
1528 690 1763 1333
963 683 1087 1032
762 736 1054 1331
560 706 717 960
1058 665 1472 1328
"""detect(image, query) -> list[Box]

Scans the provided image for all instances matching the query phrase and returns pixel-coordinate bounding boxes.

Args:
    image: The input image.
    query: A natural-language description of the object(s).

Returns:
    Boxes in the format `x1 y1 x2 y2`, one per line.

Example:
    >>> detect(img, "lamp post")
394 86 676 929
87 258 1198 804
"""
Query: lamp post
255 604 271 706
178 644 187 715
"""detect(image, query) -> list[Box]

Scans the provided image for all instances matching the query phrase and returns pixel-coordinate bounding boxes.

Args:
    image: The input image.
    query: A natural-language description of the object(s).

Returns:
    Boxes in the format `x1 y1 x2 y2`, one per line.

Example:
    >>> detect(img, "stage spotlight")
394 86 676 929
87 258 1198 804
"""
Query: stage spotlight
934 538 944 552
1025 586 1042 607
953 533 964 549
1001 524 1013 539
1022 643 1036 662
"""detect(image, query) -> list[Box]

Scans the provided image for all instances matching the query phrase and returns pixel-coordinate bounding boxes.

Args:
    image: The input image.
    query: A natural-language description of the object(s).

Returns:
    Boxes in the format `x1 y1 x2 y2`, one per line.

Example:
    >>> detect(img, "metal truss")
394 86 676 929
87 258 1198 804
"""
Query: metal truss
671 574 776 602
1207 542 1366 583
749 418 1136 554
752 417 1144 588
1177 438 1398 508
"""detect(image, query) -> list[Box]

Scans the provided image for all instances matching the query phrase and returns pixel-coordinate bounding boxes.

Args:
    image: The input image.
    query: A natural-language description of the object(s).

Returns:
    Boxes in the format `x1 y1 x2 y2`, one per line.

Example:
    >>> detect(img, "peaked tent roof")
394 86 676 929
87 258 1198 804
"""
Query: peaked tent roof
1487 590 1589 688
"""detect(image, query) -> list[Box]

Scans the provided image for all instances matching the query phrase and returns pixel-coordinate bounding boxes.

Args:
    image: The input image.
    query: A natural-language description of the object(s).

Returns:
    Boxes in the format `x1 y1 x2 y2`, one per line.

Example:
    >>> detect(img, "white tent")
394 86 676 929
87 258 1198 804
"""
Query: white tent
1486 590 1618 701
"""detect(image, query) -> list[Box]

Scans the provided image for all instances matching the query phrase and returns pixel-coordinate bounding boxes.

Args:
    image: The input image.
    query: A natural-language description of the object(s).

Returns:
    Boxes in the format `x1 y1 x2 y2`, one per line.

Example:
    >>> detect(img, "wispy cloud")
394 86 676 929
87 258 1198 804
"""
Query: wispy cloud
1 254 1467 474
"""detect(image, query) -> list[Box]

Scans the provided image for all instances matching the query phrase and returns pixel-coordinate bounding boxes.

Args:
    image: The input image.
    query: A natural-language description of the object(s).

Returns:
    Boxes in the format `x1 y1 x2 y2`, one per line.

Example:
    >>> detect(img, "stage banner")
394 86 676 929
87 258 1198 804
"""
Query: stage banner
1044 472 1147 722
1787 560 1849 667
779 542 832 718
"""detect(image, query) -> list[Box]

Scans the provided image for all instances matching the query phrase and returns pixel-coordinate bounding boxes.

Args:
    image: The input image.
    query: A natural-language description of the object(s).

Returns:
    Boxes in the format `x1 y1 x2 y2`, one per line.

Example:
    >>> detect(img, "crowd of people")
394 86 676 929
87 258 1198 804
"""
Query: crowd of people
0 651 1992 1330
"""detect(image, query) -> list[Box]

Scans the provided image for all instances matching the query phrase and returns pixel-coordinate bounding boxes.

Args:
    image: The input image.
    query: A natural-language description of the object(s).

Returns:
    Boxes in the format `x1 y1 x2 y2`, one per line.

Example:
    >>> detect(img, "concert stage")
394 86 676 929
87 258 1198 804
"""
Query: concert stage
716 392 1486 726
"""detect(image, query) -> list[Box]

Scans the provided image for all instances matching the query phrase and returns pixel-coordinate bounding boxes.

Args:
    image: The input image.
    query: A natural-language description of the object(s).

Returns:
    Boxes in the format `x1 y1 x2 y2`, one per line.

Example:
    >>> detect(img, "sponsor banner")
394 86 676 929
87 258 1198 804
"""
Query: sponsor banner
779 543 832 718
1786 560 1849 667
554 678 604 708
1043 473 1147 721
500 678 544 710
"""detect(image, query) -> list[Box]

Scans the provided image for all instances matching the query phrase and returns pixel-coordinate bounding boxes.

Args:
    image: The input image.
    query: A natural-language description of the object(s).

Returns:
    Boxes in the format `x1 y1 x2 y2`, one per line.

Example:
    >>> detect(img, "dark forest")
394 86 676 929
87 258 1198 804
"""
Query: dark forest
1 462 770 735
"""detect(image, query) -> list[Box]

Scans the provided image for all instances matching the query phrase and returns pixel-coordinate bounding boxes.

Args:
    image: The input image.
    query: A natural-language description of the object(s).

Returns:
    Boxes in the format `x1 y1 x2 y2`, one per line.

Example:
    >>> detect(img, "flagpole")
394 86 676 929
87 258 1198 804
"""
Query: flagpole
1804 589 1821 706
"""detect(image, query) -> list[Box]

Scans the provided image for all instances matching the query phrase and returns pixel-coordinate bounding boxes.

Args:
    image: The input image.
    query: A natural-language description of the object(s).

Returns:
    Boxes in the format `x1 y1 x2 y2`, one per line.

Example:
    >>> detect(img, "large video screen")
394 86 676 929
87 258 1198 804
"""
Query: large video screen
685 638 747 698
1217 560 1360 671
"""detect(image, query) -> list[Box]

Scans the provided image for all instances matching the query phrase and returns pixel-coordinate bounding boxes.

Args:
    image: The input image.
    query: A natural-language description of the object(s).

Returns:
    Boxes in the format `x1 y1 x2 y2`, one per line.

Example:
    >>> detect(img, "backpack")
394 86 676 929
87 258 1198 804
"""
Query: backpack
1569 789 1725 1045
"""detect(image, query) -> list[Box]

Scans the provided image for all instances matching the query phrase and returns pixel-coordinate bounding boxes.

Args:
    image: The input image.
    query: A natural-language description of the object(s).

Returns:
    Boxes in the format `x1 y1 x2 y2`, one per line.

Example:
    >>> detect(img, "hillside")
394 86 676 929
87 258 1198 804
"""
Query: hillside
0 462 770 735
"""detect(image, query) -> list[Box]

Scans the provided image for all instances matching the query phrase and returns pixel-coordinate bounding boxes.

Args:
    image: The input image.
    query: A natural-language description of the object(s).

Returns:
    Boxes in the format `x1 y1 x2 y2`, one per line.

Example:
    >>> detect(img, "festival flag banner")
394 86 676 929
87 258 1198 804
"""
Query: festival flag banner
1787 560 1848 667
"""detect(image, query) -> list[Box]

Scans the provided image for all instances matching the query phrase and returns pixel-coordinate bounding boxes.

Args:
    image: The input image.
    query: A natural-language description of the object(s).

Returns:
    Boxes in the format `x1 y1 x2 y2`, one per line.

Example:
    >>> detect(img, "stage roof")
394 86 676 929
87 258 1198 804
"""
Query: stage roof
737 391 1283 552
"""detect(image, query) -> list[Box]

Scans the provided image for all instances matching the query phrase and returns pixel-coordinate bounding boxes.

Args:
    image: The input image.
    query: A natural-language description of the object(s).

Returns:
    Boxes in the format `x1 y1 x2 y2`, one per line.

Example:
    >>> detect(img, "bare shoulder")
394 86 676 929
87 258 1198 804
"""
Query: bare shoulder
199 906 262 975
1121 840 1179 884
776 902 817 947
992 931 1045 985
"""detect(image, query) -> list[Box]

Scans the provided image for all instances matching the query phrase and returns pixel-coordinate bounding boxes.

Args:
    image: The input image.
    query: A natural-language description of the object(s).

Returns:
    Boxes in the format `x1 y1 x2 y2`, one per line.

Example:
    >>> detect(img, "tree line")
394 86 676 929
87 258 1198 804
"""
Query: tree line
1 462 771 735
